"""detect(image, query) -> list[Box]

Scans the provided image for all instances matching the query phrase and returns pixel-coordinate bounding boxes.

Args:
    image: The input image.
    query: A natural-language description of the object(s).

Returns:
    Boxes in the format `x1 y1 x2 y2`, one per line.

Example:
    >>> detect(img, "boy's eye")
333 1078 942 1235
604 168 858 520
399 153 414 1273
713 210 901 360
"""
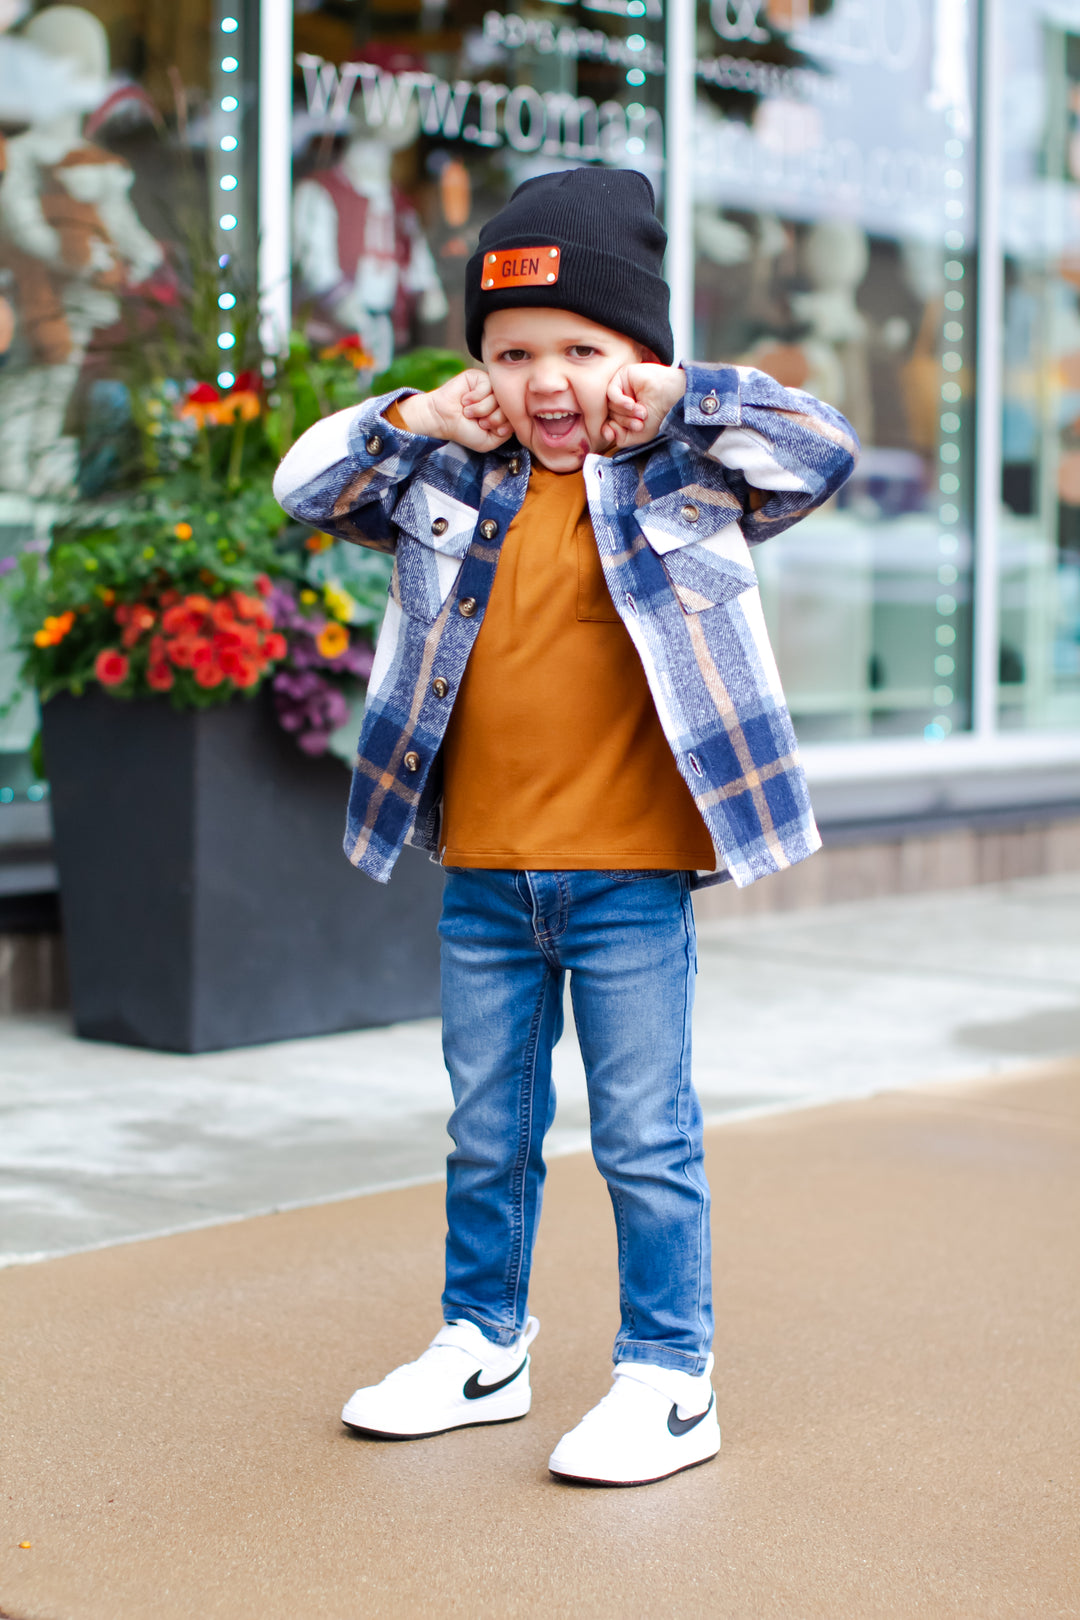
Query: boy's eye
568 345 598 359
498 349 529 362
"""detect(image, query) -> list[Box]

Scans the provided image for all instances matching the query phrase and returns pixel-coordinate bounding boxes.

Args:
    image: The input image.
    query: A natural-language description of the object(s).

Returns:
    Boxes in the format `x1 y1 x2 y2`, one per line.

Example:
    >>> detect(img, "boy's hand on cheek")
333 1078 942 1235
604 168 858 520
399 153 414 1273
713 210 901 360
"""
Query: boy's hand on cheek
602 363 686 449
396 370 513 452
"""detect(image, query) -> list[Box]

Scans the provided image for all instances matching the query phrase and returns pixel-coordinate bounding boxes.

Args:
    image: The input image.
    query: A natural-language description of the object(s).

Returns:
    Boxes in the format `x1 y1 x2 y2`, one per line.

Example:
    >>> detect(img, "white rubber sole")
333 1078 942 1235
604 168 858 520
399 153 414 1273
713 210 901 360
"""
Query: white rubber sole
549 1443 720 1488
342 1384 532 1440
548 1422 721 1487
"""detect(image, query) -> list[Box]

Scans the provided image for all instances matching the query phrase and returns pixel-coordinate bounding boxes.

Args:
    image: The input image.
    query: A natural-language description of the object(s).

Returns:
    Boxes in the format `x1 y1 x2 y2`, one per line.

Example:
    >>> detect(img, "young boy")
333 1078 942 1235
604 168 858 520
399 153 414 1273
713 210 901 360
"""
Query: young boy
273 168 857 1487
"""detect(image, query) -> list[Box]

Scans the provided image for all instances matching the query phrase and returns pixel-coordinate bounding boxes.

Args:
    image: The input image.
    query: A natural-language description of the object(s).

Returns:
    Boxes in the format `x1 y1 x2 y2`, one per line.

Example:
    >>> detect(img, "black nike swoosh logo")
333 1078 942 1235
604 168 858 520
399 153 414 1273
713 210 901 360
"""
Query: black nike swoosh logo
462 1357 527 1400
667 1391 714 1437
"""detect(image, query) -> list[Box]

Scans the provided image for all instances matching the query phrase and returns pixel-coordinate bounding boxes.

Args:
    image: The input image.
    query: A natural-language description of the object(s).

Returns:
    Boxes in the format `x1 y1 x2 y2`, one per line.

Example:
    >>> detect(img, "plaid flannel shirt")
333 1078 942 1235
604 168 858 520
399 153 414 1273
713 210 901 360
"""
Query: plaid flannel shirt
273 362 858 888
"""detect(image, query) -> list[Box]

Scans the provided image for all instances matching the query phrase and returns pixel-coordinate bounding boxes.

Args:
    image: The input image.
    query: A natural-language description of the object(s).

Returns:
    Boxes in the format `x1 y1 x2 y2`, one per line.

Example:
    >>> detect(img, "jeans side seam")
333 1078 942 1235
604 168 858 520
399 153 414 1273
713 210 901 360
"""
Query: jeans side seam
502 972 551 1327
678 878 711 1355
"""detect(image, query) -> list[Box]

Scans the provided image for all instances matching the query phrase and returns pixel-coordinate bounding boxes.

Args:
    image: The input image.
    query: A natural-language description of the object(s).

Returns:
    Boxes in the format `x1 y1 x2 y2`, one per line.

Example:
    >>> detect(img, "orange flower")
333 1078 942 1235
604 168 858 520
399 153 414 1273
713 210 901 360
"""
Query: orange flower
173 522 193 540
185 594 212 617
99 587 116 606
178 382 224 427
319 334 375 370
33 610 76 648
194 661 225 688
95 648 130 686
263 631 287 661
211 597 238 631
215 388 261 424
254 573 273 597
160 589 180 608
316 621 349 660
305 532 334 553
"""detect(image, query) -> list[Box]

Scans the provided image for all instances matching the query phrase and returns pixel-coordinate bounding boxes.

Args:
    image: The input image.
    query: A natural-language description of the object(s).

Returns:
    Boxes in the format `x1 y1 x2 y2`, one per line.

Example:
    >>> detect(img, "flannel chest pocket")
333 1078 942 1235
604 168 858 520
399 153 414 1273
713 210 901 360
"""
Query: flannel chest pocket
390 480 477 622
634 489 758 615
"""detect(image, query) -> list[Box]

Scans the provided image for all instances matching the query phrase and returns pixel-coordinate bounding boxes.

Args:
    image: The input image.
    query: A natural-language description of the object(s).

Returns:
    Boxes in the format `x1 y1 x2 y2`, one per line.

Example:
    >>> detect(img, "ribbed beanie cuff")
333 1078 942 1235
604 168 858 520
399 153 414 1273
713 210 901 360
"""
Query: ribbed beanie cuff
465 168 673 365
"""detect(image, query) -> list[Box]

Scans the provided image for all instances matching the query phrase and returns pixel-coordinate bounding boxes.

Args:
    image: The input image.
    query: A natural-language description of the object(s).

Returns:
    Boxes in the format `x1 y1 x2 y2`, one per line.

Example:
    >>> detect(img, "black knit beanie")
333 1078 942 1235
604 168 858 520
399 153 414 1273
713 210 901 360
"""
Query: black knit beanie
465 168 673 366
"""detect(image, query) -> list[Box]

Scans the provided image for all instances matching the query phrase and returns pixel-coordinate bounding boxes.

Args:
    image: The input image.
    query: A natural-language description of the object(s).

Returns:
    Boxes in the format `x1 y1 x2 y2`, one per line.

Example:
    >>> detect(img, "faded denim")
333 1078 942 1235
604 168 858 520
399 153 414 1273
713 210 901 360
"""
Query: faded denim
438 866 712 1375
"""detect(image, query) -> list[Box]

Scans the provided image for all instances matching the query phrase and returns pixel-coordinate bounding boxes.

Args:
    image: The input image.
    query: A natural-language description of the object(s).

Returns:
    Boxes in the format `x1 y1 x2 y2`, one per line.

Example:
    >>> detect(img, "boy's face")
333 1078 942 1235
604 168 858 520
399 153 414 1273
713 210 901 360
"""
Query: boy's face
480 308 643 472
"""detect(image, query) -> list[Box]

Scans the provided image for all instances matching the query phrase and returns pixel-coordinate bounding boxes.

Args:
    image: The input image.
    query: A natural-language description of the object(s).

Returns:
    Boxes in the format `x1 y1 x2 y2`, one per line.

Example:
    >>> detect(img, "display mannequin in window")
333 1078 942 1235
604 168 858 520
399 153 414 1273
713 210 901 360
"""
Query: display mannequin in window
0 5 162 496
292 100 447 373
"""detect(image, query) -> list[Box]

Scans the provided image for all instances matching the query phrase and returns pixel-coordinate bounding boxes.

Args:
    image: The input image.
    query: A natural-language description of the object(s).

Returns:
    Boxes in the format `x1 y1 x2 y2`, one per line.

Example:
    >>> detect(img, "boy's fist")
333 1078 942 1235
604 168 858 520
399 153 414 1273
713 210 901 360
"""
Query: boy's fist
397 369 512 451
602 363 686 449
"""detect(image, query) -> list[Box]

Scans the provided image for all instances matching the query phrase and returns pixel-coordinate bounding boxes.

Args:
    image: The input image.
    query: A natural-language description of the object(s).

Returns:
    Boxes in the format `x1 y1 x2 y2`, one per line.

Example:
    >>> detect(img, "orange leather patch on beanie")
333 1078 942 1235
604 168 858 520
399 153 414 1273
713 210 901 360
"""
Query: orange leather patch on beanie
480 247 561 290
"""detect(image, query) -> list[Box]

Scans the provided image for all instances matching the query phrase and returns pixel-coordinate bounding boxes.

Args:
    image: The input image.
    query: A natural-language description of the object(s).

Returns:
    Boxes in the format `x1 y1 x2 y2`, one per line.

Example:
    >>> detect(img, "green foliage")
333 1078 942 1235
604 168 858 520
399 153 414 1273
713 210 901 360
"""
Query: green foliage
370 347 467 396
0 198 468 722
10 485 288 707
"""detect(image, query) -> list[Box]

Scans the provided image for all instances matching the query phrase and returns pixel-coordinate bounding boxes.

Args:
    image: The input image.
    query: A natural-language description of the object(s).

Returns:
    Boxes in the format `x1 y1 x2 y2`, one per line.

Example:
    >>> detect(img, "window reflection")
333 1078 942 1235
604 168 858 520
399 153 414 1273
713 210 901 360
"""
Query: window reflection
999 6 1080 730
693 0 975 742
290 0 666 370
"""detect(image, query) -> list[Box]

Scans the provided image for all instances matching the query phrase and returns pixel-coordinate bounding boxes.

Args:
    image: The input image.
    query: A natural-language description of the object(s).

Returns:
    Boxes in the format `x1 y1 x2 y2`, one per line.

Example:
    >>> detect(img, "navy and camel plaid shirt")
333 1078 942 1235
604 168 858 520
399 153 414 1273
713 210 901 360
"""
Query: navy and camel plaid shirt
273 363 858 888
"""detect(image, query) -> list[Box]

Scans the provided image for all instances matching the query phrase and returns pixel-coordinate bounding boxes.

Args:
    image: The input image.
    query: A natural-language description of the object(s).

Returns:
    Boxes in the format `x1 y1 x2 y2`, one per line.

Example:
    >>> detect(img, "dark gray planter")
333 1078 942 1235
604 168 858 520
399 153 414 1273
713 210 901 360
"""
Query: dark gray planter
42 689 443 1052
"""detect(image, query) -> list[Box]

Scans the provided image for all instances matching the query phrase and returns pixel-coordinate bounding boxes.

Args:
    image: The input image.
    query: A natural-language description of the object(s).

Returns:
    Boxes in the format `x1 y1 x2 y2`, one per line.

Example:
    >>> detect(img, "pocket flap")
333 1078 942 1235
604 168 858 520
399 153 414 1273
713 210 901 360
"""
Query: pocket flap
634 486 743 557
659 530 759 614
392 480 477 560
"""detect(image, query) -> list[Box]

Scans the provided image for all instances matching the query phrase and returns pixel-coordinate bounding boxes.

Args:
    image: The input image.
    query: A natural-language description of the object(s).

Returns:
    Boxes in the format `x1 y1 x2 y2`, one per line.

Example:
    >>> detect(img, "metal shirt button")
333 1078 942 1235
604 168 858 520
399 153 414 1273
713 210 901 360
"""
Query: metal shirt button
365 434 383 453
431 517 449 536
508 457 521 476
681 503 699 523
700 395 719 416
403 751 420 772
432 676 449 698
459 597 478 617
479 519 498 540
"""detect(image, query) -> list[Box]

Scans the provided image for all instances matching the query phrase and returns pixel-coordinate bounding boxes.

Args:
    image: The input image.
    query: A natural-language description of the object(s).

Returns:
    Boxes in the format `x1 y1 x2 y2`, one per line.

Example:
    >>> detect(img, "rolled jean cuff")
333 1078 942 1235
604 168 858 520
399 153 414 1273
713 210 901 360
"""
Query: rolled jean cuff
443 1306 522 1348
614 1341 712 1377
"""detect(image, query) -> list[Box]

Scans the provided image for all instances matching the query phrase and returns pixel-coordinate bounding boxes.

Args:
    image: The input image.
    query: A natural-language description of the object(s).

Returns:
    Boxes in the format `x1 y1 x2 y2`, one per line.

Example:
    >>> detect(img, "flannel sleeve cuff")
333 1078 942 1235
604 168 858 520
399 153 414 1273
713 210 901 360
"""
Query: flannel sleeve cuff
349 387 449 465
674 363 743 429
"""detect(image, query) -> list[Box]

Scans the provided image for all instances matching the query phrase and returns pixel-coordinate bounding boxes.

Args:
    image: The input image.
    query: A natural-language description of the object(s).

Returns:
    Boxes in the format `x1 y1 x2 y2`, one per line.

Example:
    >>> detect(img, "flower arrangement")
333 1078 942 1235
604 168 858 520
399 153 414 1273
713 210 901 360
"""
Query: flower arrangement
1 217 467 760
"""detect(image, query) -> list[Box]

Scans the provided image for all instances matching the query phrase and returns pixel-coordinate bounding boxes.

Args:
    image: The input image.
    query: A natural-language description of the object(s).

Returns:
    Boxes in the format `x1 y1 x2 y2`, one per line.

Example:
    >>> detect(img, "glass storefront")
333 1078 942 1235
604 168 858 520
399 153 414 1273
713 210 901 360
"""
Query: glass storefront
3 0 1080 824
998 0 1080 731
692 0 976 743
0 0 222 801
288 0 665 370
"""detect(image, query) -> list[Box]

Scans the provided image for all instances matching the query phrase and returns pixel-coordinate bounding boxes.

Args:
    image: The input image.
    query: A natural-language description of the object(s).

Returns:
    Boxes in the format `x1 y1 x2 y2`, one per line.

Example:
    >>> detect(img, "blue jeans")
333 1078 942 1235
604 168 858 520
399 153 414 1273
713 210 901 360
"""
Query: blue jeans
438 867 713 1375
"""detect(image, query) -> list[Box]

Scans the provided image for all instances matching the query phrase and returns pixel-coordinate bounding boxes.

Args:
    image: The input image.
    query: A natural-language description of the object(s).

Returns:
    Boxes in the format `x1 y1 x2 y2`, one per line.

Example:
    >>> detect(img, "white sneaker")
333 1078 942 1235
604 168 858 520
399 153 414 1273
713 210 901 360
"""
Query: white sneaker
548 1355 720 1486
341 1317 539 1439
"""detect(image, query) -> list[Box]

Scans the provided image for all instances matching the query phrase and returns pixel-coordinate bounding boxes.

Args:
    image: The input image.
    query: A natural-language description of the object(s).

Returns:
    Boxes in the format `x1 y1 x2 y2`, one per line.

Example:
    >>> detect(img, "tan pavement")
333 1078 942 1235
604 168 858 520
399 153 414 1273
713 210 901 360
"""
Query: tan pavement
2 1062 1078 1620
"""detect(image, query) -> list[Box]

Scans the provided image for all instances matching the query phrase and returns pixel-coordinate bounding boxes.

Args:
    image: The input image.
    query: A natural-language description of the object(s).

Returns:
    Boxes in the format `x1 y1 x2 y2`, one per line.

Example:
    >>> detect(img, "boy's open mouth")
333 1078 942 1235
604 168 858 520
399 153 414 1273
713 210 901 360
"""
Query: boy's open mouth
530 409 582 448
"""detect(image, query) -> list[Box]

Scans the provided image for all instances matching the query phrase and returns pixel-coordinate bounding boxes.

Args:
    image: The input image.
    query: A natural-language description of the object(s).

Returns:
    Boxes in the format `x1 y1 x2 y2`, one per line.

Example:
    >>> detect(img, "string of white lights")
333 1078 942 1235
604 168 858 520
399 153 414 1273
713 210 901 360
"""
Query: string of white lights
214 10 241 389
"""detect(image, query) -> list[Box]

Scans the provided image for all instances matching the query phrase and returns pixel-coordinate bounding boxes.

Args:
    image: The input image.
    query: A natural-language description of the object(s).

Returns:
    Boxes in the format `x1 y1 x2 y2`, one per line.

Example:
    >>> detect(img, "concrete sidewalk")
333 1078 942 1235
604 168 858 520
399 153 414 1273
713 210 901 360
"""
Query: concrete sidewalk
4 871 1080 1264
2 1061 1078 1620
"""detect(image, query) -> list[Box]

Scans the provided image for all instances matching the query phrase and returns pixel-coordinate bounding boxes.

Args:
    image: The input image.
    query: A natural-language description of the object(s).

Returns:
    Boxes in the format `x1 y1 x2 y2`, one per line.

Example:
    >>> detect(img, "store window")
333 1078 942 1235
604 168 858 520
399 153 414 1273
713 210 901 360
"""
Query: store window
289 0 666 372
692 0 976 742
0 0 244 808
998 0 1080 731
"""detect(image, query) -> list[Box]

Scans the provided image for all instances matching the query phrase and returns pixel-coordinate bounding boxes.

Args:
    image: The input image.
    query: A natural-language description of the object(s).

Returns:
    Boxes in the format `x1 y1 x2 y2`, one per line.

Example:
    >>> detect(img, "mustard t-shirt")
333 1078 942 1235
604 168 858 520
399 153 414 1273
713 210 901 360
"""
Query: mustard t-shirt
439 460 714 870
